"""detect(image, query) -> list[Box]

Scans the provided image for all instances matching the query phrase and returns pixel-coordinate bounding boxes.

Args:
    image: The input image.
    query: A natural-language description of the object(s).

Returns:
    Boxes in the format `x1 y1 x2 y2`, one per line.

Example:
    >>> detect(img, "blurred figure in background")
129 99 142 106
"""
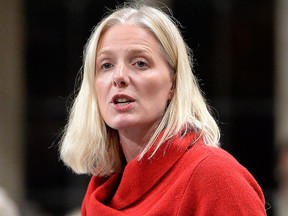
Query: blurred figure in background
0 187 20 216
65 208 81 216
274 146 288 216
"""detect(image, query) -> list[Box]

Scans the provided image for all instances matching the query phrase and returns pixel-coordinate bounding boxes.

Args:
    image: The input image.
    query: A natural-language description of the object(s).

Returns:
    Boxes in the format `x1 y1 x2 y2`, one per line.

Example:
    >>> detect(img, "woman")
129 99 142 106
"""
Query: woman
60 3 267 215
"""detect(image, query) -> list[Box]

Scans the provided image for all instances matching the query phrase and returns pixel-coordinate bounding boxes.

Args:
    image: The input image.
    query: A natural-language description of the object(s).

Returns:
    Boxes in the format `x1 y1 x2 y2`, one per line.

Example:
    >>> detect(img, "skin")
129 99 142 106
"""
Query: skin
95 24 174 162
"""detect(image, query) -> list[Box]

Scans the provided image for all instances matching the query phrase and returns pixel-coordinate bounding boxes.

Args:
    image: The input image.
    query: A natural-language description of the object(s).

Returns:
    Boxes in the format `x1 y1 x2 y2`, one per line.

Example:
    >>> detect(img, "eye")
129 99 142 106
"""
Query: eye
136 61 147 67
102 63 113 70
133 60 148 69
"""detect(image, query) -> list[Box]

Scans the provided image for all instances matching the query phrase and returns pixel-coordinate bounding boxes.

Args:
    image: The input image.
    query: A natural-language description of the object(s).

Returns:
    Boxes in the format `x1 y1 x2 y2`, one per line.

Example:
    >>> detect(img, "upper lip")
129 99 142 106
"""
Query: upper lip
111 94 135 104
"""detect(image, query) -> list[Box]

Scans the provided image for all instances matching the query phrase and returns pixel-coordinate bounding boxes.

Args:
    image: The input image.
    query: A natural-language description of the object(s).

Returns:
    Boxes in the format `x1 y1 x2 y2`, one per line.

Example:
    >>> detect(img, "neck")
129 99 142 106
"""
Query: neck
118 126 155 162
120 138 143 162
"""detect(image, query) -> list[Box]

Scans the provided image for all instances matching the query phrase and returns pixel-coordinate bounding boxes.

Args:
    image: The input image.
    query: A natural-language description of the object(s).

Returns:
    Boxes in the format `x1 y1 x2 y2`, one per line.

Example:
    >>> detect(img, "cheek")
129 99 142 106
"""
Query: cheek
153 77 173 99
148 83 171 106
95 89 110 124
95 79 108 109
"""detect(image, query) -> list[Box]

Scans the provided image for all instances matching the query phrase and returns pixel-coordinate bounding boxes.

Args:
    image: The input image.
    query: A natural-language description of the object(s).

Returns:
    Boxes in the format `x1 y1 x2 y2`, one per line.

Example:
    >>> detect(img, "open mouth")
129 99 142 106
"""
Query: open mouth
113 98 133 105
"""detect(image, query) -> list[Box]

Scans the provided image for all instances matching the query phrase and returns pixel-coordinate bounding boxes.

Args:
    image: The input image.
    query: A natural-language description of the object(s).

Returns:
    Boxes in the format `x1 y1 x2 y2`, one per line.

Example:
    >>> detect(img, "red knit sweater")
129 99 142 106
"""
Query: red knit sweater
82 131 266 215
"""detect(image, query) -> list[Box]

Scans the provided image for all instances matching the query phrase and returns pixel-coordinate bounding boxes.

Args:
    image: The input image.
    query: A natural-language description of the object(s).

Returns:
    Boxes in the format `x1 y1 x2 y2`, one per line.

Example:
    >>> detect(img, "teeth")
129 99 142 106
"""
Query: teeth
117 98 129 103
115 98 131 104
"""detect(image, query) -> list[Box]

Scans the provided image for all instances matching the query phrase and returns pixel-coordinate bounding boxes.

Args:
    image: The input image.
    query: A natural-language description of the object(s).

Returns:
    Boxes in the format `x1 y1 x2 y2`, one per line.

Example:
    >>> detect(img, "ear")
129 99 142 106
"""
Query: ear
168 88 174 100
168 78 176 100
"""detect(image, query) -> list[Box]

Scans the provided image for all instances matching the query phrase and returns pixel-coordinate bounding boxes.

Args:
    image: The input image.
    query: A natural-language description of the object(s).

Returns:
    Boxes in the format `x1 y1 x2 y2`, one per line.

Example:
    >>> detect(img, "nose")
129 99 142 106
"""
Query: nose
113 64 129 87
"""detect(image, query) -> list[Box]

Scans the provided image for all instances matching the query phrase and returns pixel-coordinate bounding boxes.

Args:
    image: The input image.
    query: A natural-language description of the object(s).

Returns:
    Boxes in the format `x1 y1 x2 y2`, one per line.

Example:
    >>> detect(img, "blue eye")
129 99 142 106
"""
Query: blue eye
136 61 147 68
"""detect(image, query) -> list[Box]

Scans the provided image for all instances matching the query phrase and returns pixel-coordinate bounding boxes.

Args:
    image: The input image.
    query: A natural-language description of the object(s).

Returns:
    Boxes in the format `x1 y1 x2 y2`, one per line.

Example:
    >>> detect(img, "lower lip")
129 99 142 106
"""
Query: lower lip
113 102 134 111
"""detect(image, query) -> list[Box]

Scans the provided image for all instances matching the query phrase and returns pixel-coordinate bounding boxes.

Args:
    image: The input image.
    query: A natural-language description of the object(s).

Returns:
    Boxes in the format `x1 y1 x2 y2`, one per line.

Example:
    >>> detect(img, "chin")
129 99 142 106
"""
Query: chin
107 121 137 131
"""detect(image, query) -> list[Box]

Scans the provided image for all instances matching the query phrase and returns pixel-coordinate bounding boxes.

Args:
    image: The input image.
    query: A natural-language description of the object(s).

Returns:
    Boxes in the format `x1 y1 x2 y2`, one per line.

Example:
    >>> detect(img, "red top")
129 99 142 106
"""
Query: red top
82 131 266 215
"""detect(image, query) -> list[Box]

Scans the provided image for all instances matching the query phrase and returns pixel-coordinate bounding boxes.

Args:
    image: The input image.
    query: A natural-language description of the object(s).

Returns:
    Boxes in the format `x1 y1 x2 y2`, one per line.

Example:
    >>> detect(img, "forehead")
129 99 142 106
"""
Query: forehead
97 24 161 53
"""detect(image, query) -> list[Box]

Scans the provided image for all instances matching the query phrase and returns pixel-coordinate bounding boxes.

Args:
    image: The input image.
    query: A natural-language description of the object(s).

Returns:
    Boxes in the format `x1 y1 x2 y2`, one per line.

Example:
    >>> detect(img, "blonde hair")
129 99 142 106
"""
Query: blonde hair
60 3 220 176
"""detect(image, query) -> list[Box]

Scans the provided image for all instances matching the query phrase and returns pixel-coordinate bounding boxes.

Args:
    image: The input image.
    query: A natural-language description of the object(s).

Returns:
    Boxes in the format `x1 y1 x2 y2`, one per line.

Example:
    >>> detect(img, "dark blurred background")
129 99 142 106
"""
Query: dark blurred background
1 0 287 215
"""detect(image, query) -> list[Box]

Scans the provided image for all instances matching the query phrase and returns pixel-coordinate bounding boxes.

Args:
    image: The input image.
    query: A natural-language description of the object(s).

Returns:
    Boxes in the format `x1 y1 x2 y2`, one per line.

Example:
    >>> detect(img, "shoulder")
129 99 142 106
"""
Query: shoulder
186 142 261 193
185 141 246 173
179 142 266 215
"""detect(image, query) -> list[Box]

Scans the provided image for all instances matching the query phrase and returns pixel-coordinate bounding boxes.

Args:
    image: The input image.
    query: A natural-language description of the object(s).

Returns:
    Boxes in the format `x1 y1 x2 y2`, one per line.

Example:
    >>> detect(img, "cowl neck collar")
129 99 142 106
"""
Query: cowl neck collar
107 130 198 209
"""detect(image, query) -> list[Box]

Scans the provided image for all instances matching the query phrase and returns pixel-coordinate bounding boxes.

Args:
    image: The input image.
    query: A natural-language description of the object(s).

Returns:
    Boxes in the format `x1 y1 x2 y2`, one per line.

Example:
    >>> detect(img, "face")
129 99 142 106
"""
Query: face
95 24 174 135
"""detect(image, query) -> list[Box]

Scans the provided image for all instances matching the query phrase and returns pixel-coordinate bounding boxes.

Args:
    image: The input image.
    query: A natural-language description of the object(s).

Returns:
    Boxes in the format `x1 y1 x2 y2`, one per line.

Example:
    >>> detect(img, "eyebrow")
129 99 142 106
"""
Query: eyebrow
127 47 153 55
97 46 153 57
